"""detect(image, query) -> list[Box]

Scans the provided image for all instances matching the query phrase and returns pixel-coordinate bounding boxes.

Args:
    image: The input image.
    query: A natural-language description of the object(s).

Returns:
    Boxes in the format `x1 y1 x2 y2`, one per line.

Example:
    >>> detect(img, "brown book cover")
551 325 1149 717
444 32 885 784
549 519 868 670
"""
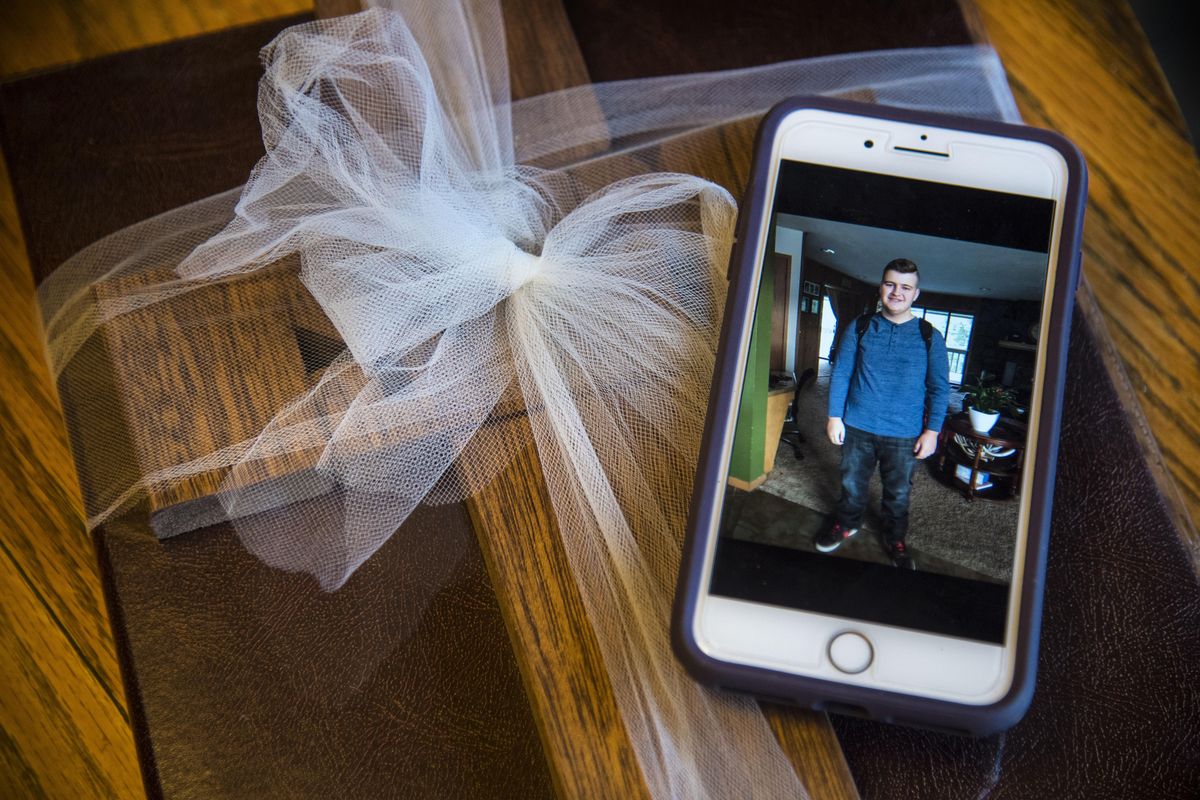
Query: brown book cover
3 3 1197 798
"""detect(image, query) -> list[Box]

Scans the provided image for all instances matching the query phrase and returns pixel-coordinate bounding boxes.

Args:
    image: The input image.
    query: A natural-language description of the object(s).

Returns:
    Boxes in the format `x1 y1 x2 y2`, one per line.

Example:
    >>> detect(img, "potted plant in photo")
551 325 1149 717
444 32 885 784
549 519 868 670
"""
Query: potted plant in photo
964 374 1016 435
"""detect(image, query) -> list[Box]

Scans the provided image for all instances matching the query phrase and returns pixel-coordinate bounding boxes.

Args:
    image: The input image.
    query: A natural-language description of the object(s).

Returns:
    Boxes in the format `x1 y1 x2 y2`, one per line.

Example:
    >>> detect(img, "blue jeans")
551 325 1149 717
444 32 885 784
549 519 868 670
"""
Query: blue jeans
836 425 918 544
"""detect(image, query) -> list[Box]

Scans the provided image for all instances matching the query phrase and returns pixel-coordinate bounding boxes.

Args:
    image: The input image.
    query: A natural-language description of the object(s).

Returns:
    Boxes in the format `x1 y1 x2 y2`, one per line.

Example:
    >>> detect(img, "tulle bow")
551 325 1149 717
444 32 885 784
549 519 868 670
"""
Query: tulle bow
167 10 737 597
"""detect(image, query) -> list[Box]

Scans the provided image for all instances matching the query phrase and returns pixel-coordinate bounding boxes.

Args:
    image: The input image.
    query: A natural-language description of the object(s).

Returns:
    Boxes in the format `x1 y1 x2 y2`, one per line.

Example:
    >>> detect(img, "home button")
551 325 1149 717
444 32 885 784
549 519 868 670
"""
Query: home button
828 632 873 674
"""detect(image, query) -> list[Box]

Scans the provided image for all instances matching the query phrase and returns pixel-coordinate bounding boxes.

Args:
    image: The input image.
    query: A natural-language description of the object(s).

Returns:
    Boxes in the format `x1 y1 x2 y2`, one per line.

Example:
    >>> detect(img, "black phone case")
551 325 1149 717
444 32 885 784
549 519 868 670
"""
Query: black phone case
672 95 1088 736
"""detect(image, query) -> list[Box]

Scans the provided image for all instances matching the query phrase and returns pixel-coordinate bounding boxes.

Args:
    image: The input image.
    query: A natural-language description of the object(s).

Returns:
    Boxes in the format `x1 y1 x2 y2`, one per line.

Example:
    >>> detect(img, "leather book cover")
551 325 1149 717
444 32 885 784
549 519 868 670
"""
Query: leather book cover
3 2 1197 798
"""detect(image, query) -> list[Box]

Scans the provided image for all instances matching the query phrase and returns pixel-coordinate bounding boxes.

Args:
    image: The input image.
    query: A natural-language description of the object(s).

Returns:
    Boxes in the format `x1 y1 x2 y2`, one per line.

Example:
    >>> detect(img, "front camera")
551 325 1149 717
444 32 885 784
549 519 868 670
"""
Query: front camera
864 140 874 149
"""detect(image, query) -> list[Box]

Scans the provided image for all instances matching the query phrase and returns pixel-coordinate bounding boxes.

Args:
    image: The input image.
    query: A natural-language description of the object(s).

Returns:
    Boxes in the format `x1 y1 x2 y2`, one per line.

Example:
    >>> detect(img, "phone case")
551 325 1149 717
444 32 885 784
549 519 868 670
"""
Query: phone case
672 96 1088 736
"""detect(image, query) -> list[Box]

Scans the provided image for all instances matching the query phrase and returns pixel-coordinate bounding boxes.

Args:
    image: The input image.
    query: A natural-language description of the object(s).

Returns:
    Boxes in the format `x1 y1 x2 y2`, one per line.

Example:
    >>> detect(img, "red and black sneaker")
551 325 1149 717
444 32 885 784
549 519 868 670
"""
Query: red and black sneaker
815 522 859 553
889 540 916 570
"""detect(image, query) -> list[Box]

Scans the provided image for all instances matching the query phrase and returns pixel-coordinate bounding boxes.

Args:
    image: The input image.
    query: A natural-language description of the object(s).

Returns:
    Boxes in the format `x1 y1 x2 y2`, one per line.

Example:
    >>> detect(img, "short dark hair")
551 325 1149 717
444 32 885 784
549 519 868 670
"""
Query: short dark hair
882 258 919 284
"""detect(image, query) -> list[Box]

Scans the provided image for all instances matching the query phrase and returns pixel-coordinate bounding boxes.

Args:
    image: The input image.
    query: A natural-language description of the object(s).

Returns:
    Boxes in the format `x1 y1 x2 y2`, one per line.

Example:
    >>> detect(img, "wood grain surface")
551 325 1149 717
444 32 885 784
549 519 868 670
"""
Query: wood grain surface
0 137 144 800
975 0 1200 552
0 1 1196 798
0 155 144 795
0 5 305 796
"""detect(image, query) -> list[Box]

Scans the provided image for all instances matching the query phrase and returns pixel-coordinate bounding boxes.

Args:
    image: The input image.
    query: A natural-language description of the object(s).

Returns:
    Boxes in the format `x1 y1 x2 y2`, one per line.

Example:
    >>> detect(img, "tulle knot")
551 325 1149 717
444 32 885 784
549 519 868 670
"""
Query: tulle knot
490 237 544 293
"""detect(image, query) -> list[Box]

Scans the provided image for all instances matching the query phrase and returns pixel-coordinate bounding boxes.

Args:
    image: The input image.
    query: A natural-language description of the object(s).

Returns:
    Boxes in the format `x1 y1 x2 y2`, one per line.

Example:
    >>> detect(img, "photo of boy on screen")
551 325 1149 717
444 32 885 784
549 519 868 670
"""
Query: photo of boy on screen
817 259 950 570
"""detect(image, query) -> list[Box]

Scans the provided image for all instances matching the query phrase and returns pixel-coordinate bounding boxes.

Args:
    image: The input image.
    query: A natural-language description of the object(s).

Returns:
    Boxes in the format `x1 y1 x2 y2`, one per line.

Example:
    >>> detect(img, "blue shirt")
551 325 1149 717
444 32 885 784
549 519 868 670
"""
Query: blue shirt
828 314 951 438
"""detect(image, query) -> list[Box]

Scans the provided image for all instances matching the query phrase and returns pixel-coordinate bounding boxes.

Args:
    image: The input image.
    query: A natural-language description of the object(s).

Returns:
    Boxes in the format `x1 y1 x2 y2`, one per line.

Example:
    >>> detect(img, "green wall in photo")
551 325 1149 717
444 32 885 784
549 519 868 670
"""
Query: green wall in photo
728 246 774 485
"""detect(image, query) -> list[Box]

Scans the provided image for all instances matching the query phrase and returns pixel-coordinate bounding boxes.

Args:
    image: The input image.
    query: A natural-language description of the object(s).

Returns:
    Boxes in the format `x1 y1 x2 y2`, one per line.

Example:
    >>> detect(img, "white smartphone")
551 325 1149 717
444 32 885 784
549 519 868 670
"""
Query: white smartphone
673 97 1086 734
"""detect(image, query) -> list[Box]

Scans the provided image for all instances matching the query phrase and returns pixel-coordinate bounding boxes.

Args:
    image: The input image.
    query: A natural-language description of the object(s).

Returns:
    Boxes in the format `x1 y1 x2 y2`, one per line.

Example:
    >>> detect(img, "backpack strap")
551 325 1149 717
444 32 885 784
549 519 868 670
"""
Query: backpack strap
854 313 872 345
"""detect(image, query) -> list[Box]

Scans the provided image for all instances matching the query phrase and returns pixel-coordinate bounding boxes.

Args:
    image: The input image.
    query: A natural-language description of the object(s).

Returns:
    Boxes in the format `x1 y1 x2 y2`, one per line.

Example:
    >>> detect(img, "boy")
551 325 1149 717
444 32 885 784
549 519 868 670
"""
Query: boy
816 259 950 569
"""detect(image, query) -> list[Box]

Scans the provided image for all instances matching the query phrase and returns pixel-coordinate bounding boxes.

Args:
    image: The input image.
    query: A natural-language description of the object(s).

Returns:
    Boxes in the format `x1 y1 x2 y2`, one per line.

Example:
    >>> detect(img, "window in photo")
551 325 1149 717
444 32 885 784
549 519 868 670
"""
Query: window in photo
819 294 837 361
912 307 974 385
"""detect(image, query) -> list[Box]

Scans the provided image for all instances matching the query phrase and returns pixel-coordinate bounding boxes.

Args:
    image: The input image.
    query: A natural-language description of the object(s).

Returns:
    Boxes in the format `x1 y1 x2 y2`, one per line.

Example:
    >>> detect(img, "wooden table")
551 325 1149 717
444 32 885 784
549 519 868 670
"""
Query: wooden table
1 1 1197 796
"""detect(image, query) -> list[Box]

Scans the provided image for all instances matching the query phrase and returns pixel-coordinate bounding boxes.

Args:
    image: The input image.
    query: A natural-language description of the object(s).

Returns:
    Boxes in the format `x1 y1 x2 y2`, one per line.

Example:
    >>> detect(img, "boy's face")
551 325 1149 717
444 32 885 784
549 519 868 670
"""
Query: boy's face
880 269 920 315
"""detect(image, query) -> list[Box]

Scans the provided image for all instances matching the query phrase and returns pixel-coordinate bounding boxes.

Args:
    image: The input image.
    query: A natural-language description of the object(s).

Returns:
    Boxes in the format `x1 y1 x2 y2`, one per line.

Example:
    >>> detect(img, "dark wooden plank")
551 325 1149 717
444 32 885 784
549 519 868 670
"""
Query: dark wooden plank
460 418 652 800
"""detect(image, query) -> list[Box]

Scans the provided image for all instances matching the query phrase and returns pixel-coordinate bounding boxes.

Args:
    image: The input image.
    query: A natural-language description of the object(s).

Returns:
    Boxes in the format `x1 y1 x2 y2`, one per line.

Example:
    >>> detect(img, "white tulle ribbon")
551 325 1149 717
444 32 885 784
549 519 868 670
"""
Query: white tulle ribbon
35 2 1025 796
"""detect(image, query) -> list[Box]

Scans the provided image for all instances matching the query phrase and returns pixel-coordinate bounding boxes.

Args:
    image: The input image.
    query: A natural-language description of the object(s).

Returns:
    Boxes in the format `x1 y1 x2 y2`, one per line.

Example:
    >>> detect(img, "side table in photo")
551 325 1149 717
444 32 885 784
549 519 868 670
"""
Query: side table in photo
935 412 1027 501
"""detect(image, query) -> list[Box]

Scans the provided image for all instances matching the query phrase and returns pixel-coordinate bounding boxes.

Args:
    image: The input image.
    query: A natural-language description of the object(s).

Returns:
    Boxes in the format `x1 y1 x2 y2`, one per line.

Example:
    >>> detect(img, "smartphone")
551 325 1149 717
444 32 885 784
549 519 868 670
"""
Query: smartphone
673 97 1086 735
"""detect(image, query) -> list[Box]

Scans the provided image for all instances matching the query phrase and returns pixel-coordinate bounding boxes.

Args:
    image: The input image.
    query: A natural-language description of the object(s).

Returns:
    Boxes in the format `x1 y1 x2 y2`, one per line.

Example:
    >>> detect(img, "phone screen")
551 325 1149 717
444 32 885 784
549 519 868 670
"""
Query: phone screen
709 160 1056 645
